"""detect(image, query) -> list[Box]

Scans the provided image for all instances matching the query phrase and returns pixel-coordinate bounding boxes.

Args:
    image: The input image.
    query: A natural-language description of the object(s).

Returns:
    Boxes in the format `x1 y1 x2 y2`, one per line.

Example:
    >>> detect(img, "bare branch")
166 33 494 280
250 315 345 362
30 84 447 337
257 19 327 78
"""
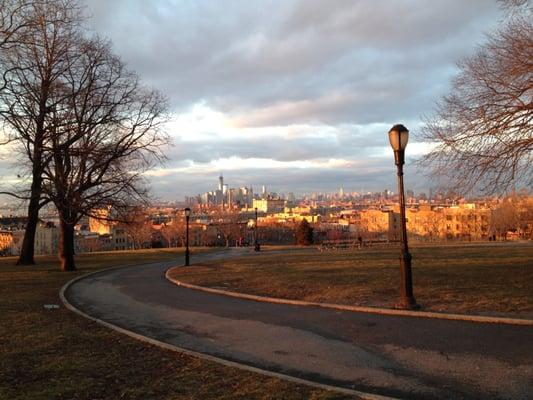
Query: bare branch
417 8 533 195
38 35 168 267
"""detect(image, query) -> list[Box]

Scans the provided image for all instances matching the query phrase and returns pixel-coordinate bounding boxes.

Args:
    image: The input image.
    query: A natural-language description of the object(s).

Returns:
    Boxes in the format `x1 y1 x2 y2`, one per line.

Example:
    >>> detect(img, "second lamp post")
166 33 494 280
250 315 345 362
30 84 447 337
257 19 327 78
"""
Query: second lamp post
254 207 260 251
388 124 418 310
184 207 191 266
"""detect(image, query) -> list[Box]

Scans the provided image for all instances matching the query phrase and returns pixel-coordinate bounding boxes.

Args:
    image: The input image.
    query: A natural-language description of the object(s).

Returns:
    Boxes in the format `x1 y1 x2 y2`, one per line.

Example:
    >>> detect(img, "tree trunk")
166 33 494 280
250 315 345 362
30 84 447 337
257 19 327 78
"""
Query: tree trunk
59 219 76 271
17 175 42 265
16 79 47 265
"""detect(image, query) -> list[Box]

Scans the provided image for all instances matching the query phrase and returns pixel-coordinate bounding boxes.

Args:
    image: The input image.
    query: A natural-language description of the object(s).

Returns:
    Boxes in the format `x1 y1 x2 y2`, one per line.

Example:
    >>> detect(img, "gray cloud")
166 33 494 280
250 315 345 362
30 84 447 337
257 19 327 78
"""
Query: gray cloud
84 0 500 121
166 123 396 164
77 0 503 199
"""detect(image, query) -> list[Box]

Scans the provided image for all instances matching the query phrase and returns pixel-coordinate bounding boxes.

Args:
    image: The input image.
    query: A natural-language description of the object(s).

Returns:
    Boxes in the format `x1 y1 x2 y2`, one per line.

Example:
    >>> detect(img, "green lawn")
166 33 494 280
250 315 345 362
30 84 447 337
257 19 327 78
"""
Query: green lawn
0 248 353 400
170 242 533 318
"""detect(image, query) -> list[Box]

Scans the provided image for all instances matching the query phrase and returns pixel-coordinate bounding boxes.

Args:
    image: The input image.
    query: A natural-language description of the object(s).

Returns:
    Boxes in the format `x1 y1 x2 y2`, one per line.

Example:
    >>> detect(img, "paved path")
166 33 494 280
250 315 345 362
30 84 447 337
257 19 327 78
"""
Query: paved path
64 249 533 400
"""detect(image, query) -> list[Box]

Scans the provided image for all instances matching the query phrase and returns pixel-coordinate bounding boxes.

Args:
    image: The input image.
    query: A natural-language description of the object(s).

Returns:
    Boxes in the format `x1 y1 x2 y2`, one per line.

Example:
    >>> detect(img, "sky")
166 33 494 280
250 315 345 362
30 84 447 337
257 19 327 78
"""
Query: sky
80 0 503 200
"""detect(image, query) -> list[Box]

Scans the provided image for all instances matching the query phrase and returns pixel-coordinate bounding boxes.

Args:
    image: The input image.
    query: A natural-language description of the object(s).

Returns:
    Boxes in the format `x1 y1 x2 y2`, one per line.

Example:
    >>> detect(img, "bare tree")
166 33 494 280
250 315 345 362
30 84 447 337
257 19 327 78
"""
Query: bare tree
161 218 185 247
490 190 533 239
418 2 532 194
490 197 521 239
0 0 82 265
0 1 33 57
498 0 530 12
40 37 168 271
518 196 533 239
121 210 153 250
211 209 244 247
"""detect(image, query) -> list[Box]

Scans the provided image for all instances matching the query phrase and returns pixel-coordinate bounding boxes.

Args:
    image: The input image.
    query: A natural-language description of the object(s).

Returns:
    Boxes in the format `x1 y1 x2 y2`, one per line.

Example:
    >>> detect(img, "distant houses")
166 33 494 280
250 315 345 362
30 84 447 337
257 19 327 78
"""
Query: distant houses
0 193 531 257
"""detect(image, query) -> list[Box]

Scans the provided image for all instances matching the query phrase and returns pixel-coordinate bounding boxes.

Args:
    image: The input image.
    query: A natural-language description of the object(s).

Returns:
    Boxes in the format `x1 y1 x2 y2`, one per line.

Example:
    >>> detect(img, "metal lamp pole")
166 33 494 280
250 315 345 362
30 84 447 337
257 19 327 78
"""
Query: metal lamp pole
184 207 191 266
254 207 260 251
388 124 418 310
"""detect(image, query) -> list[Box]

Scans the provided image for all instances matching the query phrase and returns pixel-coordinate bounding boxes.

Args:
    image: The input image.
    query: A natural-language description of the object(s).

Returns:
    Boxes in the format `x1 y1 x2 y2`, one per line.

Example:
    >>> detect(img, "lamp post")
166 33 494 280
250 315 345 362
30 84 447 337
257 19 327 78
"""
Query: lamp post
184 207 191 266
388 124 418 310
254 207 260 251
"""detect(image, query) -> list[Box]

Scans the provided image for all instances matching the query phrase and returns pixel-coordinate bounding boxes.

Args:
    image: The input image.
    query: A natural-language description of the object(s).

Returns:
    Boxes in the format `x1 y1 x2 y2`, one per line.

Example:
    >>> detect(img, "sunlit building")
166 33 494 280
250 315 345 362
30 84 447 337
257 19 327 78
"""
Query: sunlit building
253 198 286 213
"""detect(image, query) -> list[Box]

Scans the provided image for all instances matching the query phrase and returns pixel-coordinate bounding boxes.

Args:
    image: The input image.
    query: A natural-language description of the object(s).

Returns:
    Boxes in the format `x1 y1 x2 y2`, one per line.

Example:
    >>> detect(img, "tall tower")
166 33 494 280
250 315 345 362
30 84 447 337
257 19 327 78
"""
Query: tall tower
219 175 223 191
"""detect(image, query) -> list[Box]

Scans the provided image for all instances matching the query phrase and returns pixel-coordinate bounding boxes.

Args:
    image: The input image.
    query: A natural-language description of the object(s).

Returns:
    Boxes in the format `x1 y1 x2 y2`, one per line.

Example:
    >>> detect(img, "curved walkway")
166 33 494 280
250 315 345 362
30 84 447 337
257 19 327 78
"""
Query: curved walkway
63 249 533 400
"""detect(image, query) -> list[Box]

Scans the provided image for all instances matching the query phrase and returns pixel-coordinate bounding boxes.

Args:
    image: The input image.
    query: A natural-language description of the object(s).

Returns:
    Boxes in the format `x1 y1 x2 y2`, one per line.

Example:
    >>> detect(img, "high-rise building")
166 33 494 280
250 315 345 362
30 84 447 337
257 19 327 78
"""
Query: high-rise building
219 175 223 191
248 186 254 206
287 192 295 202
228 188 236 206
215 189 223 205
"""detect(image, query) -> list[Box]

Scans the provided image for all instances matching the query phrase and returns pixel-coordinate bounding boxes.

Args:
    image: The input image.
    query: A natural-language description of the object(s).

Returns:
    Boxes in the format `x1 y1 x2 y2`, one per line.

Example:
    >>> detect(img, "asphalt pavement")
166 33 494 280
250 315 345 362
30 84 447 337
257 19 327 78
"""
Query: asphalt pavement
64 248 533 400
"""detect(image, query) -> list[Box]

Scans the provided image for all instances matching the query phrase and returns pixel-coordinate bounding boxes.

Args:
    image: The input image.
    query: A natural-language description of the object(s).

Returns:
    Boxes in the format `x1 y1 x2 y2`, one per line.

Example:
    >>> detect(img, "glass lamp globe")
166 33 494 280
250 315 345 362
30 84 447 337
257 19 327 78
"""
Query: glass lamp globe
388 124 409 151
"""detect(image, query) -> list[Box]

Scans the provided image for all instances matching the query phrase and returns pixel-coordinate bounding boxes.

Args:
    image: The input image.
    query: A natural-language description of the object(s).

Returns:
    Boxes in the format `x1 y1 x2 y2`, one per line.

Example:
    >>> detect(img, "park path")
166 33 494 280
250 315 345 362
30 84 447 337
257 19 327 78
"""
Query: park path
64 249 533 400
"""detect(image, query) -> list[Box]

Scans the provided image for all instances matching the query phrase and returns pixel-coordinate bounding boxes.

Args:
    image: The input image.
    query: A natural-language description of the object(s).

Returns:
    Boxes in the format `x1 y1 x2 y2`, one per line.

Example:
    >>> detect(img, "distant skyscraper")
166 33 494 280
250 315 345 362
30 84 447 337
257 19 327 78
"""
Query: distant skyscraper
287 192 295 204
249 186 254 206
219 175 223 191
228 188 235 206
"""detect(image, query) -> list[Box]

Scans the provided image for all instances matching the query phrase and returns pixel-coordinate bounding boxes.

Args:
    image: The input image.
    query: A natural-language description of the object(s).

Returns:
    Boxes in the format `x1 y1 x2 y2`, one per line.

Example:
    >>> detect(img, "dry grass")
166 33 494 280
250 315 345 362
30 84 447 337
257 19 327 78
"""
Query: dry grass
171 242 533 318
0 248 354 400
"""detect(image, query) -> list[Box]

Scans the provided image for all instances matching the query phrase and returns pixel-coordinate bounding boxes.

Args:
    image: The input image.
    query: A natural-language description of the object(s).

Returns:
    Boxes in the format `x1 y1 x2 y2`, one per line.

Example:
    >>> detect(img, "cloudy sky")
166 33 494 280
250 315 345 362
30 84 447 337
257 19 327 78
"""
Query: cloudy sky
83 0 503 200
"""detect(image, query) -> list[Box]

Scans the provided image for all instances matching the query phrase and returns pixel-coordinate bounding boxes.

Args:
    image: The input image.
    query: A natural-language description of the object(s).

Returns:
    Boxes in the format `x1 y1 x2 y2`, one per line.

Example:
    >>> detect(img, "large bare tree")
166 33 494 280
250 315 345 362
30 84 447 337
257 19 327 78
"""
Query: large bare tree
418 1 532 194
0 1 33 61
41 37 168 271
0 0 82 265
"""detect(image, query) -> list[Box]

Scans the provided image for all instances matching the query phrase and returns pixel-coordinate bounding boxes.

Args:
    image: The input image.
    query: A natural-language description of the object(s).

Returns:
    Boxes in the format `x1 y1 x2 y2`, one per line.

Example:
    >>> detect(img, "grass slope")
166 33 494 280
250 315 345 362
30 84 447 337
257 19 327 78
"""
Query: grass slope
171 243 533 318
0 249 352 400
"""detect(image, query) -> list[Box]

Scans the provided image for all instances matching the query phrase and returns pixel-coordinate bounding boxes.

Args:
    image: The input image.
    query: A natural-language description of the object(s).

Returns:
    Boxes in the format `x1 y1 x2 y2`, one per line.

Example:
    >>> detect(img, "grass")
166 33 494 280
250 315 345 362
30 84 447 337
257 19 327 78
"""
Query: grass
0 248 354 400
170 242 533 318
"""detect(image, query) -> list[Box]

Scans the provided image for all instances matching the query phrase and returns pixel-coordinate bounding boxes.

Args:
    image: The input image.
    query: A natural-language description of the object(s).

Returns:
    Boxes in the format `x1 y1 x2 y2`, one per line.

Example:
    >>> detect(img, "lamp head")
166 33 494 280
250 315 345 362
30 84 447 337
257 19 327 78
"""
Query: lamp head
388 124 409 151
184 207 191 217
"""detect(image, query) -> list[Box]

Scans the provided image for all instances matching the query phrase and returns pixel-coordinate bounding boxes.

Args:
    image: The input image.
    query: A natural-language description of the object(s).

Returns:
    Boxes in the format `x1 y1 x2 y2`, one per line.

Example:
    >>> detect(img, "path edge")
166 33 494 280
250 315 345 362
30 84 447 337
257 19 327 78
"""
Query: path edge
59 266 397 400
166 266 533 326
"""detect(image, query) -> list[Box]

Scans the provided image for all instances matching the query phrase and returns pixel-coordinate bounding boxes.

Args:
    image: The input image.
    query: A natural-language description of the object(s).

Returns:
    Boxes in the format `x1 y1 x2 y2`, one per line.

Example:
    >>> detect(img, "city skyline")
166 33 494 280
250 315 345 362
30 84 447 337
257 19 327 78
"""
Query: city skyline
185 173 417 206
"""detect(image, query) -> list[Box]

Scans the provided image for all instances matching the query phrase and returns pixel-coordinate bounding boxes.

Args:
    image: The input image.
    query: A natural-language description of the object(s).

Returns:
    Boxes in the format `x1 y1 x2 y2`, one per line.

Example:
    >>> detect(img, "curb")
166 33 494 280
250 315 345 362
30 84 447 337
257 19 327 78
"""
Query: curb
59 265 398 400
166 267 533 326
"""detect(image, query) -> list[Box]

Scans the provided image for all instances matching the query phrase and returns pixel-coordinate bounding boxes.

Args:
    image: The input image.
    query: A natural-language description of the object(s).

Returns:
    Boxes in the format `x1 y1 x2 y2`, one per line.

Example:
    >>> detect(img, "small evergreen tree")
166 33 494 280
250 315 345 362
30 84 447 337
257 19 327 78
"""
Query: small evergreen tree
295 219 313 245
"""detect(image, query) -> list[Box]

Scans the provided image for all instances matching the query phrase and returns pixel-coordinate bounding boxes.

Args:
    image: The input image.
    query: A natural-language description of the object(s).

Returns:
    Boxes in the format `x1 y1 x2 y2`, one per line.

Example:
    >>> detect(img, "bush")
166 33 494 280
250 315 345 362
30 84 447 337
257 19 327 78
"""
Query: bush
295 219 313 245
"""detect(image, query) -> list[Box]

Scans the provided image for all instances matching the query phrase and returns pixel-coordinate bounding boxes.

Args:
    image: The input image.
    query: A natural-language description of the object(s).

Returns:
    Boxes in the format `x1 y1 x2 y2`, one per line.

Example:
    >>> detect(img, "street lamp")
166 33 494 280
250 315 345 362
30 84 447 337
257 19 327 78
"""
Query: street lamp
388 124 418 310
184 207 191 266
254 207 260 251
